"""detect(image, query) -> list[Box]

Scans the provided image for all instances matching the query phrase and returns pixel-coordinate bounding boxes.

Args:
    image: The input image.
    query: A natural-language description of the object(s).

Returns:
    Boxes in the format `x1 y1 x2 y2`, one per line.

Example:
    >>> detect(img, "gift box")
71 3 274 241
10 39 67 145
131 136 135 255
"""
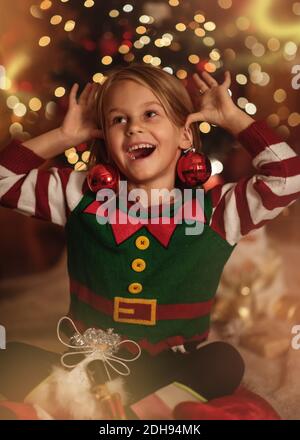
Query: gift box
130 382 206 420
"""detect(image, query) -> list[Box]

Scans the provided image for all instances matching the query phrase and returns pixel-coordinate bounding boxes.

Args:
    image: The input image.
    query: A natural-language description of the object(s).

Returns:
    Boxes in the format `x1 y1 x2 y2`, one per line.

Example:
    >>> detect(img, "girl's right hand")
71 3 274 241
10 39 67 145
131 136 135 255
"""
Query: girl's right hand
60 82 103 145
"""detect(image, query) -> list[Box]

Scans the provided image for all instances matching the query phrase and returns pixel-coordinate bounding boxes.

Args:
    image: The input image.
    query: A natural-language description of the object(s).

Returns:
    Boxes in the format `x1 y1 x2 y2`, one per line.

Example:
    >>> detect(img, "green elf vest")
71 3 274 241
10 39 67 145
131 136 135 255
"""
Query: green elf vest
65 188 235 355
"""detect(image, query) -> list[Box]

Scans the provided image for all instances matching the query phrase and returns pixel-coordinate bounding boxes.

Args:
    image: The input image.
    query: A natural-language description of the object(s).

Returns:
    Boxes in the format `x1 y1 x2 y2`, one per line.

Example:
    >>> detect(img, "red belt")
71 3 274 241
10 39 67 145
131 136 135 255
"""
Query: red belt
71 280 213 326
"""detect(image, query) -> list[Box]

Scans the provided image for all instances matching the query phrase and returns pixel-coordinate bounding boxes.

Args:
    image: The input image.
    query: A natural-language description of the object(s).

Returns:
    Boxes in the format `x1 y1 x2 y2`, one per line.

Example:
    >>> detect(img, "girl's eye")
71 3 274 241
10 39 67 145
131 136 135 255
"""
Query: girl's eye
112 116 126 124
145 110 157 118
111 110 157 125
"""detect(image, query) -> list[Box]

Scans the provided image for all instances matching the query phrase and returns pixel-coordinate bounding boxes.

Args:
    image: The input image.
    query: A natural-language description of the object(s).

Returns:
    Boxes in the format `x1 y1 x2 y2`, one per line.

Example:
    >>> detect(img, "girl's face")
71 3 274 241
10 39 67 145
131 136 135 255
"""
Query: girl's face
104 80 191 191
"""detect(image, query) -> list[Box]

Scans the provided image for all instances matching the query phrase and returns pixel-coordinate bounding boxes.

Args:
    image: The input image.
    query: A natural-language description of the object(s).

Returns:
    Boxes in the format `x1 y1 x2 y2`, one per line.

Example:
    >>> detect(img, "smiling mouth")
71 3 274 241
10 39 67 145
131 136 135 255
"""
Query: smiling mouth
127 144 157 160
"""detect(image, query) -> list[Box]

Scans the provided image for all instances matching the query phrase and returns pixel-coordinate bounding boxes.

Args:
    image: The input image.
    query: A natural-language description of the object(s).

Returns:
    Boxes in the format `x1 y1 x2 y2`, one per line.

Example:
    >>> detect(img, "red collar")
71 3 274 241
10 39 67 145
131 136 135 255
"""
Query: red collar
83 197 205 248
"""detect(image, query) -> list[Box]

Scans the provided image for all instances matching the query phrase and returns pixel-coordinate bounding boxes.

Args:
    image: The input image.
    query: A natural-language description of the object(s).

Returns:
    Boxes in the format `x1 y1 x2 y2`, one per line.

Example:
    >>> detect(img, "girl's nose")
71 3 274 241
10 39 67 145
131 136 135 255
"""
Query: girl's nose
126 127 144 135
126 120 144 136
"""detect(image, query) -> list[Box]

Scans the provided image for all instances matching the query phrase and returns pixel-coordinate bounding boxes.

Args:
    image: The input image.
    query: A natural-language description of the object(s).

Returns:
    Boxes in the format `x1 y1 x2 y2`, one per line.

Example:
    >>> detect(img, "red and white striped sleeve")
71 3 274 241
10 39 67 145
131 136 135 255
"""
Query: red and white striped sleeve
0 139 88 226
208 120 300 246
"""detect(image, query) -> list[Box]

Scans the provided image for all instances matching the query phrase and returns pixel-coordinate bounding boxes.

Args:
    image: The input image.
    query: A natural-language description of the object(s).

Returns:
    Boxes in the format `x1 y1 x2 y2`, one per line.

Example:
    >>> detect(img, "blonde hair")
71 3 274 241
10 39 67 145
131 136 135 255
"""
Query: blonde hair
88 63 202 168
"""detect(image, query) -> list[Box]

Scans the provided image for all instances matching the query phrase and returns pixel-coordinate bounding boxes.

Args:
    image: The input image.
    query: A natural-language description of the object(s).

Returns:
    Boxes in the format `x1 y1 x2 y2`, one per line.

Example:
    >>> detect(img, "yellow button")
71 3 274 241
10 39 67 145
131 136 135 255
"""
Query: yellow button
128 282 143 294
131 258 146 272
135 236 150 250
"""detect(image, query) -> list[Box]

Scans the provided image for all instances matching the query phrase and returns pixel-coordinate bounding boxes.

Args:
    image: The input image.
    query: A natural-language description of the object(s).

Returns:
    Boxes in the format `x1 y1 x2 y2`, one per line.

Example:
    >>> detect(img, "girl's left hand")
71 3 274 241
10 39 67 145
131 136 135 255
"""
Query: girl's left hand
185 71 240 130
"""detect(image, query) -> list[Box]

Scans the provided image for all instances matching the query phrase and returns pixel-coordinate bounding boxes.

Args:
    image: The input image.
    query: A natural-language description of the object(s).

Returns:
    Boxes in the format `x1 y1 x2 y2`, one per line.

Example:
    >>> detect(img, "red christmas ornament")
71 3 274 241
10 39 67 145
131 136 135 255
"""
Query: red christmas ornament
87 164 119 193
177 149 211 187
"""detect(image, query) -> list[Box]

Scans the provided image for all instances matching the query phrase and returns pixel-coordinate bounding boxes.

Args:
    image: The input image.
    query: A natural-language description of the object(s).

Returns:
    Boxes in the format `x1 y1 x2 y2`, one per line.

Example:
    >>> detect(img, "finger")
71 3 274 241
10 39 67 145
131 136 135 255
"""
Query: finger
78 82 93 105
69 83 79 105
185 112 205 130
201 71 218 87
192 73 209 93
87 83 98 107
222 70 231 89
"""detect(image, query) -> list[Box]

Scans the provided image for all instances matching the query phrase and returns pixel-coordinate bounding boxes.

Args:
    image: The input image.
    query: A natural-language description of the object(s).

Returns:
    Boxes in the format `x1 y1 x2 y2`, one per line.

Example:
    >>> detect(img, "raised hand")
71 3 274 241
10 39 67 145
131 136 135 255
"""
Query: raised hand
185 71 254 136
60 82 103 146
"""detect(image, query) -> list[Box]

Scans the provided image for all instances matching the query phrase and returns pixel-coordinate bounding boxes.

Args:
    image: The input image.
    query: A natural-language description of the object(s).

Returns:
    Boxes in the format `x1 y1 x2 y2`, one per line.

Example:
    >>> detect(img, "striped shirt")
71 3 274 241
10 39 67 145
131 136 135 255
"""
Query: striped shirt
1 120 300 246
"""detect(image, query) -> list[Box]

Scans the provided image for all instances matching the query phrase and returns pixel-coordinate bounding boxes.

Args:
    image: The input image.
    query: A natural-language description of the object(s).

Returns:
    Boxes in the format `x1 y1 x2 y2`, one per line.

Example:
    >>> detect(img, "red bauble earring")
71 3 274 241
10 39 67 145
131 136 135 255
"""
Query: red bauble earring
87 163 120 193
176 146 212 187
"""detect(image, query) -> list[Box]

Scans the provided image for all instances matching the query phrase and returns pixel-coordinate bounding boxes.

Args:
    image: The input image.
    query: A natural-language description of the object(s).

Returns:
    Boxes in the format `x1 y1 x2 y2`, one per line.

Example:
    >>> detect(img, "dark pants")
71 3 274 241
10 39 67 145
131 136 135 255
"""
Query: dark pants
124 341 245 402
0 340 244 407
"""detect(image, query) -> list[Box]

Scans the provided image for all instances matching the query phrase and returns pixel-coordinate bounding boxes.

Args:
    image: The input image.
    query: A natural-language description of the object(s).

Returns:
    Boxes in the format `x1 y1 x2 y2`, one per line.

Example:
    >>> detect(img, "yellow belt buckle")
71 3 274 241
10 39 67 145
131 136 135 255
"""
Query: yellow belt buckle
114 297 157 326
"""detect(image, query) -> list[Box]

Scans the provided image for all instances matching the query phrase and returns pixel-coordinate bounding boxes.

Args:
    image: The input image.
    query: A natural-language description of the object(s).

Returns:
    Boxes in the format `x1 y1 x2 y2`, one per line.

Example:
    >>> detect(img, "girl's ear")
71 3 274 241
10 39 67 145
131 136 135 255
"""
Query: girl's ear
179 126 193 151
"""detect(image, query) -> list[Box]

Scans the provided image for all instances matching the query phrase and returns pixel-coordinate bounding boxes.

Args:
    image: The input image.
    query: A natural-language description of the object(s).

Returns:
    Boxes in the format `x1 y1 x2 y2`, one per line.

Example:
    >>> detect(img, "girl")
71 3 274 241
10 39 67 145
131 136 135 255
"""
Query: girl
0 63 300 417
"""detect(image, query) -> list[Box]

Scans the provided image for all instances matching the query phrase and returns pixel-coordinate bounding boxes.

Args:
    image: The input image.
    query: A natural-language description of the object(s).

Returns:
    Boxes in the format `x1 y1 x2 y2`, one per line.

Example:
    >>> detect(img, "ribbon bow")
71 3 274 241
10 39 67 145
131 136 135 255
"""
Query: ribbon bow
57 316 141 381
